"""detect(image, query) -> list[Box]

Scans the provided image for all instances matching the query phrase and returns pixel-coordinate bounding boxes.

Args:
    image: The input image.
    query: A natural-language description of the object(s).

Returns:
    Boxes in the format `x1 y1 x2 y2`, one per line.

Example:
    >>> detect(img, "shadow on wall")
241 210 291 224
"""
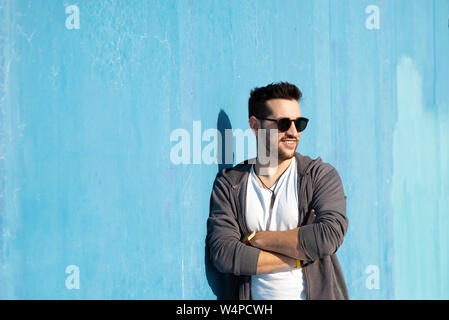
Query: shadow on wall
204 109 235 300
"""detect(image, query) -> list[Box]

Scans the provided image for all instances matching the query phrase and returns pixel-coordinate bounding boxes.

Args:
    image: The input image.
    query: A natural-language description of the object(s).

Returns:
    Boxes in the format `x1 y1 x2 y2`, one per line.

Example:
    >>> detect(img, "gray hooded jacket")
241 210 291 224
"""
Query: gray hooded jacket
206 152 349 300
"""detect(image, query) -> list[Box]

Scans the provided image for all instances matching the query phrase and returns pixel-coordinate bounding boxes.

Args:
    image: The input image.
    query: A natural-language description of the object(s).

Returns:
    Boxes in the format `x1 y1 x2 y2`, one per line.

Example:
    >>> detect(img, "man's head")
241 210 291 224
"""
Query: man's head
248 82 306 162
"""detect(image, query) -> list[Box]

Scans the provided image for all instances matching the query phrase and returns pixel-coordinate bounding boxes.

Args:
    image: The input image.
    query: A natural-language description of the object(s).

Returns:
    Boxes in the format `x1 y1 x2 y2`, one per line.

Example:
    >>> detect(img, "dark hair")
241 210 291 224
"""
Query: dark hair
248 81 302 119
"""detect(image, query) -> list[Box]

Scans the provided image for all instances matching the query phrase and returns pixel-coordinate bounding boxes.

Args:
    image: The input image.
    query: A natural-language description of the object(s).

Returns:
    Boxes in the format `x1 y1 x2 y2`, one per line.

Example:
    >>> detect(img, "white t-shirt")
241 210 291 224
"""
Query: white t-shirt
245 156 306 300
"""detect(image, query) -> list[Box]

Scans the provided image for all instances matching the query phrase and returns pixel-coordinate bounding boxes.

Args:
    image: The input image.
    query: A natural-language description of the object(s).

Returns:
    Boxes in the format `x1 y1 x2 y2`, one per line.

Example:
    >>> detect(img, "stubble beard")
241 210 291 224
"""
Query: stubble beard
261 131 298 165
277 141 297 161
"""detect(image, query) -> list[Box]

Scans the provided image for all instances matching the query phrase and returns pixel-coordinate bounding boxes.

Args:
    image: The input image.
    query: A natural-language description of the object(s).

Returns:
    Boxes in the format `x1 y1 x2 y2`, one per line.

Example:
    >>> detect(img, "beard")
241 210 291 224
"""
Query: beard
277 140 298 161
260 130 298 163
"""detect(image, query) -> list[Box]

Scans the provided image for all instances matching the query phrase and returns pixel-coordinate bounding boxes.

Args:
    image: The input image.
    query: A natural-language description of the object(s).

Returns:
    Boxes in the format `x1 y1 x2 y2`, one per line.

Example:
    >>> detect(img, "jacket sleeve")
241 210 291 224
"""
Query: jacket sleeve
206 174 260 276
298 163 348 260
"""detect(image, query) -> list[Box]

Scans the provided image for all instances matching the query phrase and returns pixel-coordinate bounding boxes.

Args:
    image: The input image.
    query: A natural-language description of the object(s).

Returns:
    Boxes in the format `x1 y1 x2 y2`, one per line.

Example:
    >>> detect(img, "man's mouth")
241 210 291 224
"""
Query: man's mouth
281 139 297 148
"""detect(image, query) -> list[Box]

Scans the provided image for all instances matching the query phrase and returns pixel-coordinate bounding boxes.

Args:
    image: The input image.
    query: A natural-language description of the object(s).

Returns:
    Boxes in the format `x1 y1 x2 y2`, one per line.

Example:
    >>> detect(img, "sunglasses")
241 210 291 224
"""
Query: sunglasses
256 116 309 133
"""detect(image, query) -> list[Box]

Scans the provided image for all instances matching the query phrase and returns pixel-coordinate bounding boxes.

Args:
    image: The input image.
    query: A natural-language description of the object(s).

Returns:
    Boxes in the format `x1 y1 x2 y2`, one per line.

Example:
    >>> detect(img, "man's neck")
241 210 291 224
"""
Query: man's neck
254 155 293 179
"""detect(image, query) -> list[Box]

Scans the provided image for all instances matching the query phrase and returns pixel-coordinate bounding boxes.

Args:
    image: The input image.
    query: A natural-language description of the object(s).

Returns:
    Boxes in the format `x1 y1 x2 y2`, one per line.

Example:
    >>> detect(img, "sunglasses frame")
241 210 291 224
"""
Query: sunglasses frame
256 116 309 133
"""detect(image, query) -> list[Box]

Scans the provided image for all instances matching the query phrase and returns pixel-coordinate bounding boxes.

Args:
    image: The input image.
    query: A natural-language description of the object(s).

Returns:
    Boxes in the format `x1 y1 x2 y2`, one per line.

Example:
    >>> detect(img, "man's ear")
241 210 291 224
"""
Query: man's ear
248 116 259 137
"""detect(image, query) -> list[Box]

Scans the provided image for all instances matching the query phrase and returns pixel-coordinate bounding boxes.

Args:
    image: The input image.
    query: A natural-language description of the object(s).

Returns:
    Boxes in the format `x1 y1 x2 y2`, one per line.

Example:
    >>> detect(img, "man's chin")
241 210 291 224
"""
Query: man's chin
278 146 297 161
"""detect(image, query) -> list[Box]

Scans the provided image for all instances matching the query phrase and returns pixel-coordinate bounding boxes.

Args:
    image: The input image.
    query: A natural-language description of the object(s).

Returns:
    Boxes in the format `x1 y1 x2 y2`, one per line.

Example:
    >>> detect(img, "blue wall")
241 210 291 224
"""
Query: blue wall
1 0 448 299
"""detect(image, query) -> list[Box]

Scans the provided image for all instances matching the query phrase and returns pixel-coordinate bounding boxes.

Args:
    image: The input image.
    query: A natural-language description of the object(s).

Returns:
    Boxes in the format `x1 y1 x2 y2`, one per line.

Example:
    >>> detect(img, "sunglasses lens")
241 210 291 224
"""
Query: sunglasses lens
295 118 308 132
277 118 291 132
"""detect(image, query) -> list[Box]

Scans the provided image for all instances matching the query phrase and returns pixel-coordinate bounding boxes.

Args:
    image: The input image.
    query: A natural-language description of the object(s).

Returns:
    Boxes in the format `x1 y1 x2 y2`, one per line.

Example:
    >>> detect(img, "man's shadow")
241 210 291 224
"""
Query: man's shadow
204 109 235 300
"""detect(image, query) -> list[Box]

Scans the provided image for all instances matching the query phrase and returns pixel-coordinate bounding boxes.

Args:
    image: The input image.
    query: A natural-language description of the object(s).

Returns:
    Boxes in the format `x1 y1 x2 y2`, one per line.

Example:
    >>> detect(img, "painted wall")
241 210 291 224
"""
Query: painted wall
0 0 448 299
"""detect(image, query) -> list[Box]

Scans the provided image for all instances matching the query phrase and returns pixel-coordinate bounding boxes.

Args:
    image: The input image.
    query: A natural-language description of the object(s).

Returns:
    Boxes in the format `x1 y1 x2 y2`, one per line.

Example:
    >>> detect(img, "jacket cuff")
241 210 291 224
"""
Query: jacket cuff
298 224 320 261
236 243 261 276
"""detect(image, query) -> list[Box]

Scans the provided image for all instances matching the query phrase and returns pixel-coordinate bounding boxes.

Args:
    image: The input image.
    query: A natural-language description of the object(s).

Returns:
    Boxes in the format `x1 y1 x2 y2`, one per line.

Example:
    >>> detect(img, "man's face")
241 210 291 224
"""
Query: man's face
250 98 303 162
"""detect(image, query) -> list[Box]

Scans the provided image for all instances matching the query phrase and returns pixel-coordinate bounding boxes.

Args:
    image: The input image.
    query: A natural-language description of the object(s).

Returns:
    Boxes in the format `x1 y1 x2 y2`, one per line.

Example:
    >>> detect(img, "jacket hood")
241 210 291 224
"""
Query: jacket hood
217 152 323 189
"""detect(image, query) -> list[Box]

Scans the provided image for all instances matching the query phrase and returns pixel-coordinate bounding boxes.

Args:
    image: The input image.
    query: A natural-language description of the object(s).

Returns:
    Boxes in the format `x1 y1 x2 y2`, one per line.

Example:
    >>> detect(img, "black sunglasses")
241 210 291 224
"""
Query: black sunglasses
256 116 309 132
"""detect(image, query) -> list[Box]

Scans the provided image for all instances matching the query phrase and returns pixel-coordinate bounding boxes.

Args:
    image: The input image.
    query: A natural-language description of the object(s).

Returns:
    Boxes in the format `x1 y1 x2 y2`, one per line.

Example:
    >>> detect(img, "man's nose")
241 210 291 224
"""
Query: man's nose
285 120 298 137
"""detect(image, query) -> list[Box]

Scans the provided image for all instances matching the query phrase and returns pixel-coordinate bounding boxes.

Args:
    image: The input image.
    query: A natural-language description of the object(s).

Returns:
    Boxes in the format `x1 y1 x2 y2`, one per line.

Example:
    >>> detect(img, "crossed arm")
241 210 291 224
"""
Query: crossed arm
244 210 314 274
245 169 348 275
207 164 348 277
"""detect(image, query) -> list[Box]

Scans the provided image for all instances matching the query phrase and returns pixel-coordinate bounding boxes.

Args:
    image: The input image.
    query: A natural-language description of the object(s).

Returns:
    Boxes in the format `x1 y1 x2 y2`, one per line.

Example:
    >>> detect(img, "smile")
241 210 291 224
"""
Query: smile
281 140 297 147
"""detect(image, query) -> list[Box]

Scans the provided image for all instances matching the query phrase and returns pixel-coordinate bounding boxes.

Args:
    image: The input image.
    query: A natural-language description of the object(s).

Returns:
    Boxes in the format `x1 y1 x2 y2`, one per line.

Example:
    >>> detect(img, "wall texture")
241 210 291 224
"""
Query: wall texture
1 0 448 299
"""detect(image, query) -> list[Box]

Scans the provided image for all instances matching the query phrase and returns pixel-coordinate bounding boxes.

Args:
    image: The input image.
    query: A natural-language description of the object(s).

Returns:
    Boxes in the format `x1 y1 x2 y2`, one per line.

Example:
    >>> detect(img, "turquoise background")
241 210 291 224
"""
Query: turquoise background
1 0 448 299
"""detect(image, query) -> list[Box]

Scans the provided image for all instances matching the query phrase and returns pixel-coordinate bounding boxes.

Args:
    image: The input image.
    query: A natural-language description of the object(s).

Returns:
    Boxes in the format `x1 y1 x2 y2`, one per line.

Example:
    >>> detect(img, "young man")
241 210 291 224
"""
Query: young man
207 82 349 300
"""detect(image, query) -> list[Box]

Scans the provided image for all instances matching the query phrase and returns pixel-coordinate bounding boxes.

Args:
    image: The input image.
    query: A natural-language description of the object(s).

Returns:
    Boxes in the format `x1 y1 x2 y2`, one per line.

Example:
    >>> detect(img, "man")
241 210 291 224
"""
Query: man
207 82 349 300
